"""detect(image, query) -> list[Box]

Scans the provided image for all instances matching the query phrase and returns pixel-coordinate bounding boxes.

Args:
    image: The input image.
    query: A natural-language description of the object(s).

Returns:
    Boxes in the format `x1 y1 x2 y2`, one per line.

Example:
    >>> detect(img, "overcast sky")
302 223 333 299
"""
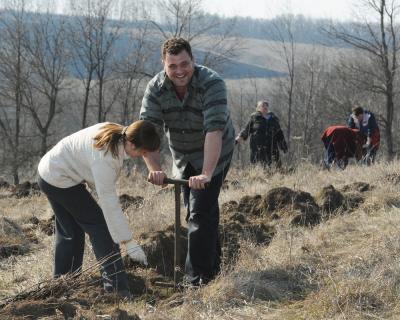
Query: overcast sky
202 0 361 21
18 0 373 22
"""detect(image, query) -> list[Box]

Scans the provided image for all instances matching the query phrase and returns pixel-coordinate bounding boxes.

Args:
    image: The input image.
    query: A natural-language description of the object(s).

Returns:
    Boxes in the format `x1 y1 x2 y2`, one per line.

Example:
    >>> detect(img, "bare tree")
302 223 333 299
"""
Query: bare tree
327 0 400 158
270 14 297 152
22 12 71 156
290 54 331 161
67 2 98 128
0 0 31 184
110 22 155 124
228 79 253 167
146 0 241 72
68 0 122 124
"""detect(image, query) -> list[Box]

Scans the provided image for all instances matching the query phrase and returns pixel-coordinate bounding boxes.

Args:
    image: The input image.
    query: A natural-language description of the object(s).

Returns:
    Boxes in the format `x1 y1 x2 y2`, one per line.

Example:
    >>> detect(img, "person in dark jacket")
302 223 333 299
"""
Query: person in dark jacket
347 106 380 163
236 100 288 167
321 125 364 169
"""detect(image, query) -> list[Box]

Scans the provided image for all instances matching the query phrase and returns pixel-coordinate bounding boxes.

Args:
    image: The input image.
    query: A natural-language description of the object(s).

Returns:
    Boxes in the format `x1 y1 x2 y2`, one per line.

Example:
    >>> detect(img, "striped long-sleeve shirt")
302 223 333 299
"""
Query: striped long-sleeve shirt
139 65 235 178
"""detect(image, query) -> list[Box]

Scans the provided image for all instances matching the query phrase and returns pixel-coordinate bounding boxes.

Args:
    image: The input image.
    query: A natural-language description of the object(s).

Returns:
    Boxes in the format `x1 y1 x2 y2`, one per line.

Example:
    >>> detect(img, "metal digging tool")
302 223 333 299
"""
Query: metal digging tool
155 177 188 290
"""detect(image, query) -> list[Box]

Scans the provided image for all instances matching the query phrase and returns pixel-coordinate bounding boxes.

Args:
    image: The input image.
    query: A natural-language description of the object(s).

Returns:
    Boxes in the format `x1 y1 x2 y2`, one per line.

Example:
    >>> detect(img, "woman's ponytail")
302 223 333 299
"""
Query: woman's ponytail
93 120 160 158
93 123 124 158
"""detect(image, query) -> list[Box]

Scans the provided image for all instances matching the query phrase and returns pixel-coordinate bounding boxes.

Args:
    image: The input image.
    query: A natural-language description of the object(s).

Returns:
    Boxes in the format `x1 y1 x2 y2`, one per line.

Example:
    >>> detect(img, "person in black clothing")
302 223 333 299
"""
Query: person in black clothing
236 100 288 167
347 106 380 164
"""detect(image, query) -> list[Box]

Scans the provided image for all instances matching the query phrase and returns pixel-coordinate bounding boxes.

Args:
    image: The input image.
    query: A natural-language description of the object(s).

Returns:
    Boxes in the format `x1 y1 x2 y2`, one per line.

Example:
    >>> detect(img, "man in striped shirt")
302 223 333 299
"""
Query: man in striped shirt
140 38 235 286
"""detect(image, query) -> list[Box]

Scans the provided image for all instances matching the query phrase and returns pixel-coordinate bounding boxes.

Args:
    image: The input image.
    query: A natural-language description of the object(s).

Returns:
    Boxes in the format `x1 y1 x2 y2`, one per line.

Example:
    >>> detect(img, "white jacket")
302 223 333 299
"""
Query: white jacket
38 123 132 244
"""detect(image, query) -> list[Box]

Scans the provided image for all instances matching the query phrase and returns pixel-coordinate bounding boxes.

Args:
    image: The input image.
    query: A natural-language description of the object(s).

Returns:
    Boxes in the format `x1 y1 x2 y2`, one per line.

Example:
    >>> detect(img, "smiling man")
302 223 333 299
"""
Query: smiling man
139 37 235 286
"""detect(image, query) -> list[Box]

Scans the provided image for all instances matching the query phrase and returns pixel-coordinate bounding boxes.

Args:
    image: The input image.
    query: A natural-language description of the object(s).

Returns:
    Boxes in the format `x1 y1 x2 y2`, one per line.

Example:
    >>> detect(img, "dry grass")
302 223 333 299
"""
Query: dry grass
1 160 400 319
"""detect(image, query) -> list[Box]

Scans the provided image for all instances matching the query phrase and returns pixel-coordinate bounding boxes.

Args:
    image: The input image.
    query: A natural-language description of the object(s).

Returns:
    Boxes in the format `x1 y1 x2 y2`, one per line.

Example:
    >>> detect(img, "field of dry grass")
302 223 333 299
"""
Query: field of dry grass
1 160 400 319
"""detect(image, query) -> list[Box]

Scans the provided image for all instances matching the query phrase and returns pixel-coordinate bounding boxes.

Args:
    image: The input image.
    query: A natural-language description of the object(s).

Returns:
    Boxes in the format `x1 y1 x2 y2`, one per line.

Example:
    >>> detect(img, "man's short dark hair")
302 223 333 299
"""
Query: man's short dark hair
162 38 193 60
352 106 364 116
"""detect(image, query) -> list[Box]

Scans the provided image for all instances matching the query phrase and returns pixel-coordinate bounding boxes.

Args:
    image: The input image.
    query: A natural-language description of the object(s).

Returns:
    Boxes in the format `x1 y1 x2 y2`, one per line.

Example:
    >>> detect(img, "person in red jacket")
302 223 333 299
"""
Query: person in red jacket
321 125 364 168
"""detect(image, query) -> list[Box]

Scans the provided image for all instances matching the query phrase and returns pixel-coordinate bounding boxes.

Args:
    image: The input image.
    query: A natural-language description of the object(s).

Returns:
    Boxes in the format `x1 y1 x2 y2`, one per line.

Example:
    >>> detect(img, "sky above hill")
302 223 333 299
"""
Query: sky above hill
14 0 372 23
203 0 360 21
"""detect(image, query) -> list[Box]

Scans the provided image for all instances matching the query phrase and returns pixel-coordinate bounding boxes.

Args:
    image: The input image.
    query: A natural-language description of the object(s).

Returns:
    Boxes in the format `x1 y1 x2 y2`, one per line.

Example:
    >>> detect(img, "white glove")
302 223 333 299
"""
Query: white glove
125 240 148 266
363 137 371 148
235 136 244 144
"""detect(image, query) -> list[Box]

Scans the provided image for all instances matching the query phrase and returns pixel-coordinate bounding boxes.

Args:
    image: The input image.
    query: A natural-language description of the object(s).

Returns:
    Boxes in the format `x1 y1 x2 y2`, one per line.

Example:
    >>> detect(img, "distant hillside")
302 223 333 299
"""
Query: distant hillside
0 9 358 80
195 36 353 78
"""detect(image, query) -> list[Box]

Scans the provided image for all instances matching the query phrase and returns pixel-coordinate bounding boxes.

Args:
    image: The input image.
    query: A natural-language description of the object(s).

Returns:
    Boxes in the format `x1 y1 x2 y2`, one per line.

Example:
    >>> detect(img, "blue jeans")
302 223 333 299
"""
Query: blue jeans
324 140 335 166
38 177 128 292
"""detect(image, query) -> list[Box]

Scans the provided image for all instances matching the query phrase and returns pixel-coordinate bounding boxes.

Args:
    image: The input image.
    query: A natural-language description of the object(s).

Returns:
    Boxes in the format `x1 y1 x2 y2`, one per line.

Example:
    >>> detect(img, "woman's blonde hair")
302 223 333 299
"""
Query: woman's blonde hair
93 120 160 158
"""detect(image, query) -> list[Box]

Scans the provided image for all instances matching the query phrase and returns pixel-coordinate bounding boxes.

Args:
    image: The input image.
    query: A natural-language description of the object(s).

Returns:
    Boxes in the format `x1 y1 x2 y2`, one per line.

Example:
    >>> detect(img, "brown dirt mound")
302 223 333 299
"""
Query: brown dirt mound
385 173 400 185
137 213 276 276
259 188 320 226
316 184 366 215
340 182 371 193
220 220 275 265
0 244 25 259
263 187 298 212
290 208 320 226
0 218 30 259
0 298 142 319
343 192 365 210
10 181 41 198
37 216 55 236
119 194 144 211
222 187 321 227
17 216 55 239
138 224 188 278
238 194 263 215
315 185 345 214
221 209 275 243
263 188 318 214
0 300 76 319
0 177 10 189
221 187 320 225
221 179 242 191
0 273 145 319
220 201 276 264
339 182 368 211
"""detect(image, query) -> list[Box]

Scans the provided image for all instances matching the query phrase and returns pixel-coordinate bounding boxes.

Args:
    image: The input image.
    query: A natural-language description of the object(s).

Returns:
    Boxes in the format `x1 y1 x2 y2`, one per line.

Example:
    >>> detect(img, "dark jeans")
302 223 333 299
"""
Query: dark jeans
250 145 280 167
365 144 378 164
182 162 230 285
38 176 128 292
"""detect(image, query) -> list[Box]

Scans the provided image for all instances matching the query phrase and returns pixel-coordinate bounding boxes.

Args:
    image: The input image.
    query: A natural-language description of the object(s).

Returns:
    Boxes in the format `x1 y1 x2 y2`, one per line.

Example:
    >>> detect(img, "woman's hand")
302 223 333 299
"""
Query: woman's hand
124 240 148 266
148 171 167 186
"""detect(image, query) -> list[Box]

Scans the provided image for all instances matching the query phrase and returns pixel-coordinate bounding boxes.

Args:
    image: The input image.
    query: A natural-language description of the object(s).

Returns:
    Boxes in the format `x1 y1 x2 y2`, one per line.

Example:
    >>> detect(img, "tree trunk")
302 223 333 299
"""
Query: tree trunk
385 83 394 159
41 133 48 157
82 79 91 128
98 79 103 122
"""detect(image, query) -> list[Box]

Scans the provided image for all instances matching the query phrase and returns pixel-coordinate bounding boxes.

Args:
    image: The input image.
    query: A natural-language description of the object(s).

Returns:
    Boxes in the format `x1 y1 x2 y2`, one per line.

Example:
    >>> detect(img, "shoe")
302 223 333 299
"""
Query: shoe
177 281 199 290
178 277 207 290
103 288 132 300
103 284 132 300
117 289 132 300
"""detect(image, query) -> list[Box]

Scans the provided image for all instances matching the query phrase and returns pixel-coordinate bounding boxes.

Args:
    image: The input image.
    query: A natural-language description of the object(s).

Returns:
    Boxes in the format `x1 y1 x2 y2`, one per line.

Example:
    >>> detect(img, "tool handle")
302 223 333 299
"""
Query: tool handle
163 177 189 185
163 177 209 188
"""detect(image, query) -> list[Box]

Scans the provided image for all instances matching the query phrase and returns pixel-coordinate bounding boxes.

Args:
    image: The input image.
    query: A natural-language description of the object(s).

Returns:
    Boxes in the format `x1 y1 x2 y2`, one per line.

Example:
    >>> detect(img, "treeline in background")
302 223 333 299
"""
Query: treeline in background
1 0 399 184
